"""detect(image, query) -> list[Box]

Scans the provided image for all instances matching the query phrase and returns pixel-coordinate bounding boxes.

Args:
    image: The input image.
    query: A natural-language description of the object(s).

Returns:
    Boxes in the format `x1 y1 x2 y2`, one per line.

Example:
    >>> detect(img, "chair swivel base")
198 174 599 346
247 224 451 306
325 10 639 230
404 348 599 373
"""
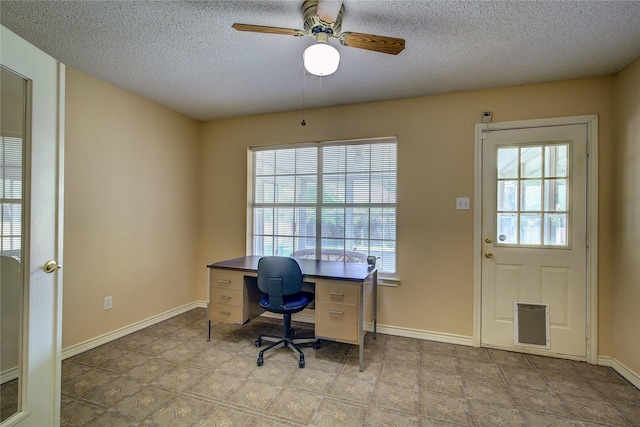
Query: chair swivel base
256 332 320 368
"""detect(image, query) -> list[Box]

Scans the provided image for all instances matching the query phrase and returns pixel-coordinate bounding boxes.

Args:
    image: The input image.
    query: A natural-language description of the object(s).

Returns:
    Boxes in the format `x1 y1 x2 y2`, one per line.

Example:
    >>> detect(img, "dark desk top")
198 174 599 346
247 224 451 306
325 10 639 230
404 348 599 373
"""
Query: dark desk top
207 255 377 282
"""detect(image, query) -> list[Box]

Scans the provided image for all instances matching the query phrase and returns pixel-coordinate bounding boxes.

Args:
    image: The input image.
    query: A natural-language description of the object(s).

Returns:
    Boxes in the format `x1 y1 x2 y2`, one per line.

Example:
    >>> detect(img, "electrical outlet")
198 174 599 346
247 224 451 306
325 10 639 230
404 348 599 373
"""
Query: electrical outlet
456 197 470 210
104 296 112 310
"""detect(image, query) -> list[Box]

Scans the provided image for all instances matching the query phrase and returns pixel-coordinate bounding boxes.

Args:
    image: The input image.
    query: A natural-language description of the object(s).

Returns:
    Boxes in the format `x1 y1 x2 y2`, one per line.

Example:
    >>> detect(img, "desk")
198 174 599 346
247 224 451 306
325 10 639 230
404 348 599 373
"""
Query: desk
206 255 378 371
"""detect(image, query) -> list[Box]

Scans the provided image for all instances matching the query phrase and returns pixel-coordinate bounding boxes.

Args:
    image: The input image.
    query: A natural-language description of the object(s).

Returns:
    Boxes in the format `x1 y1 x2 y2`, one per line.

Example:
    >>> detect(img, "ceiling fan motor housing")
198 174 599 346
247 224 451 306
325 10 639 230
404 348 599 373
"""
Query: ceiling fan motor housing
302 0 344 36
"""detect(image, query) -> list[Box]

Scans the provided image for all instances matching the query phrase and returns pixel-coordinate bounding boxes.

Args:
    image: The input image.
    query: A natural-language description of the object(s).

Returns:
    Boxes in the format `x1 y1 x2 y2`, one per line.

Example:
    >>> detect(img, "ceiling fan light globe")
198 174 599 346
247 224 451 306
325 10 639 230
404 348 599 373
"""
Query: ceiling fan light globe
303 42 340 76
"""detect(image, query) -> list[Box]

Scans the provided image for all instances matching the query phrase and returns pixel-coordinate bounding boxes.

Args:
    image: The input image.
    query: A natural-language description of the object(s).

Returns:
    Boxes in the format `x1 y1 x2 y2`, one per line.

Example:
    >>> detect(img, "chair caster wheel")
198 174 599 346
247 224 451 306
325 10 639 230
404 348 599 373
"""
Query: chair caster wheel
255 339 262 347
257 357 263 366
313 341 321 349
299 360 305 368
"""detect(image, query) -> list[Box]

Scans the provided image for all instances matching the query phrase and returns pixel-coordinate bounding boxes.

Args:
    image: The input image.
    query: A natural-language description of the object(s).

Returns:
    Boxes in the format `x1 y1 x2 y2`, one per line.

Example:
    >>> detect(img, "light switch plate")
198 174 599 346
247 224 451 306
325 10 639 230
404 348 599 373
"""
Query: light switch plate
456 197 470 210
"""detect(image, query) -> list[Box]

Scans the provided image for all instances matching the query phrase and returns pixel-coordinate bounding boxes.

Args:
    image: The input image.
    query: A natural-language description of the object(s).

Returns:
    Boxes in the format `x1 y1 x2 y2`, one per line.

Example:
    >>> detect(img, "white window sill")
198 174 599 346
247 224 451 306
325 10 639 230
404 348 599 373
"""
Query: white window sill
378 275 400 287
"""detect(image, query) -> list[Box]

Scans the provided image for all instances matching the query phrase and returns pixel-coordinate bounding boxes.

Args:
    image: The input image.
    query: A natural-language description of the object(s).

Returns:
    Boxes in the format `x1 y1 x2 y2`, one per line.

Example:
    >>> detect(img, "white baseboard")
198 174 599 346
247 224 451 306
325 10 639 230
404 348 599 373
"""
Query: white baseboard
364 322 474 346
286 313 474 346
0 366 19 384
599 355 640 389
598 355 613 367
62 304 473 356
61 301 207 360
60 301 638 391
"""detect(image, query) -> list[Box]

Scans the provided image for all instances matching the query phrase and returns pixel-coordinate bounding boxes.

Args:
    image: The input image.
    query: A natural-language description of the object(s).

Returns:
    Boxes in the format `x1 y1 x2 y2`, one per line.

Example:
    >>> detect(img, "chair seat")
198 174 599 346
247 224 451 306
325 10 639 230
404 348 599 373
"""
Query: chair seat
259 291 314 314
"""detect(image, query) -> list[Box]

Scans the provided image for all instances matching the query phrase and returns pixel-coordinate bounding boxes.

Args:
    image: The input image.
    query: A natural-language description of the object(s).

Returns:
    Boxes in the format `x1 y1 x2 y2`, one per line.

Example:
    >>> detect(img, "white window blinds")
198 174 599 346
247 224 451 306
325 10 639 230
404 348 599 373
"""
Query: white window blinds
251 138 397 274
1 136 23 256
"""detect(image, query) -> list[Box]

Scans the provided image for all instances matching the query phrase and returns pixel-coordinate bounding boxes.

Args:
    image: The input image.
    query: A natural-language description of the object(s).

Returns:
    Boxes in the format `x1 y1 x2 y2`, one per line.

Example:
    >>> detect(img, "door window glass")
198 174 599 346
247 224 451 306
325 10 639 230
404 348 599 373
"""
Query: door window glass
496 143 570 247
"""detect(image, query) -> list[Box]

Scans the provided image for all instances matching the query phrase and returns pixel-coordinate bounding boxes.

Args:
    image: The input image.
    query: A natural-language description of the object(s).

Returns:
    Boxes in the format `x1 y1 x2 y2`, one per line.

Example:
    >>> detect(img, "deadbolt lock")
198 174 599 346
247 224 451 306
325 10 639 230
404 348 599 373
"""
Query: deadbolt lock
484 237 493 244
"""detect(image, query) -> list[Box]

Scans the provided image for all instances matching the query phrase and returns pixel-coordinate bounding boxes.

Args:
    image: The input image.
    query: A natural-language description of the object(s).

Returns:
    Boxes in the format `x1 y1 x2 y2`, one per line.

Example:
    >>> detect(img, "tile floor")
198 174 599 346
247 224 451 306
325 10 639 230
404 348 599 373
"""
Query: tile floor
21 308 640 425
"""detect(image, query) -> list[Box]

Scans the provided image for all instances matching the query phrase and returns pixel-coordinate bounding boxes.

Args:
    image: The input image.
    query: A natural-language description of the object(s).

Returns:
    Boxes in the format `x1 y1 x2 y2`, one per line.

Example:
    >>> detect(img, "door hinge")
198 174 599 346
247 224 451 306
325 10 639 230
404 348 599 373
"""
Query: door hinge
586 232 589 248
586 140 590 156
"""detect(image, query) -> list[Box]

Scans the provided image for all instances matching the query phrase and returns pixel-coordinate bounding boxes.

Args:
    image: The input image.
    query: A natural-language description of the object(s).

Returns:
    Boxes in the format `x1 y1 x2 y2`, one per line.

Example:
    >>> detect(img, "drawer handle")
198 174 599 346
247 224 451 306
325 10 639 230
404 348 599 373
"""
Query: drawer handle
219 311 231 316
329 310 344 316
330 292 344 297
219 295 231 300
218 280 232 284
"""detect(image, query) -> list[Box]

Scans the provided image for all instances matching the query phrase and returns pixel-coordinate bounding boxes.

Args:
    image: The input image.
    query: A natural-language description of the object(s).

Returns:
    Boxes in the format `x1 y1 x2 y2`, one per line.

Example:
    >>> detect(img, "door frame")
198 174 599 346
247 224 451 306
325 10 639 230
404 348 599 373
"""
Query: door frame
473 115 598 363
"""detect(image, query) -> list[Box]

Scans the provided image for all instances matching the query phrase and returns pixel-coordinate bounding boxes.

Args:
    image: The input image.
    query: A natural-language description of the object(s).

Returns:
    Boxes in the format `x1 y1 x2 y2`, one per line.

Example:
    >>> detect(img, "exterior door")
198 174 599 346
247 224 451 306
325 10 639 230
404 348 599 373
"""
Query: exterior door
1 26 64 426
480 123 588 359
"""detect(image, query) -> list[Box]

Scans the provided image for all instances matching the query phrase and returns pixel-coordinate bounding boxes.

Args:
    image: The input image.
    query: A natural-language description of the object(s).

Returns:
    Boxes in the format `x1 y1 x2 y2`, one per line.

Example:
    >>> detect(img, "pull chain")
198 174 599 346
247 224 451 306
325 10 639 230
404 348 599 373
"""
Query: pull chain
301 67 306 126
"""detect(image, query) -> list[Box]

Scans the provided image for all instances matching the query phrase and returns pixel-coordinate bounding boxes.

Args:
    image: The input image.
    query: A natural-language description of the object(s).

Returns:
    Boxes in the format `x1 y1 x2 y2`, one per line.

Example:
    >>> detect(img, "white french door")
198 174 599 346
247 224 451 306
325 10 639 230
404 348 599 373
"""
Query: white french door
477 119 595 360
1 26 64 426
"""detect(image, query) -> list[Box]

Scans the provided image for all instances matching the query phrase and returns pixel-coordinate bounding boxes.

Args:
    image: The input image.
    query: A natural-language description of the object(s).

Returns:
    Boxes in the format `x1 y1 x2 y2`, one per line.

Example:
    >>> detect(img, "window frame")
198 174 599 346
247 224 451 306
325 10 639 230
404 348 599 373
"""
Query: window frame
247 137 398 275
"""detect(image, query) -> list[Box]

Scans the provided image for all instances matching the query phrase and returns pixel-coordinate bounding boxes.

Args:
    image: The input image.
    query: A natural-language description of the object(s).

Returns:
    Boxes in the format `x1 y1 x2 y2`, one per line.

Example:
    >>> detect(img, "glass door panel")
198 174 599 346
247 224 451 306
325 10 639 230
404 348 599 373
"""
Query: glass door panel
0 67 26 422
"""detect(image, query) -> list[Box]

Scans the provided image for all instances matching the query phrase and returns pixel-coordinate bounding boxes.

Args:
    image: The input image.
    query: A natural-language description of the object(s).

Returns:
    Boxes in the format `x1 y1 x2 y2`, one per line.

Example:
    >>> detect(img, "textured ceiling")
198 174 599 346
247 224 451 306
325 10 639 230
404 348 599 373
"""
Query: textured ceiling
2 1 640 122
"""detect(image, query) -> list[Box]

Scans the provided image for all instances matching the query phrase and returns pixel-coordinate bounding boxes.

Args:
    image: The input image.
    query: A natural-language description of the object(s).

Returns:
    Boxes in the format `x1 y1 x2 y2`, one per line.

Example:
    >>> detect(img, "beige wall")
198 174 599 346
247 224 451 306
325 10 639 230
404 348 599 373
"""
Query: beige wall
62 65 629 366
198 77 616 352
612 57 640 375
63 68 201 348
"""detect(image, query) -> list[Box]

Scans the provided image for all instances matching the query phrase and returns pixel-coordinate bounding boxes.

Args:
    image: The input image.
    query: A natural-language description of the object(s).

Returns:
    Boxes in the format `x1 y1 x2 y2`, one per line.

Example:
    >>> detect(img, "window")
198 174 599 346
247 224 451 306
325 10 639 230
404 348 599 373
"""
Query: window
1 135 23 258
250 138 397 274
495 143 569 247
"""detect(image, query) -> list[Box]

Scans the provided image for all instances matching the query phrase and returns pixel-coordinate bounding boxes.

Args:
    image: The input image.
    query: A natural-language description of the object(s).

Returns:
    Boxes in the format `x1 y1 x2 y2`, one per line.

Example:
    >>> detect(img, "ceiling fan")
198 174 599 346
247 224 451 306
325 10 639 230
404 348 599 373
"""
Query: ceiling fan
232 0 405 76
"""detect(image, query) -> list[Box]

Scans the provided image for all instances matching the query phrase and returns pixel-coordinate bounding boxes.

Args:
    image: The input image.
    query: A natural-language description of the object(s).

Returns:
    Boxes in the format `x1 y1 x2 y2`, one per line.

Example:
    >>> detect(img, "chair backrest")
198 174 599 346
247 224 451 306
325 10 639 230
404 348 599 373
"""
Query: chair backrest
257 257 303 309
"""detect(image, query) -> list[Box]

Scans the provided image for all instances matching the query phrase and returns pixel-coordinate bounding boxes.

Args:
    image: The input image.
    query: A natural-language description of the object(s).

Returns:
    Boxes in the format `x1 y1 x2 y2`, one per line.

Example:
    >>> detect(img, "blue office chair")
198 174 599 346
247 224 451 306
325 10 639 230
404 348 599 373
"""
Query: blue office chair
255 256 319 368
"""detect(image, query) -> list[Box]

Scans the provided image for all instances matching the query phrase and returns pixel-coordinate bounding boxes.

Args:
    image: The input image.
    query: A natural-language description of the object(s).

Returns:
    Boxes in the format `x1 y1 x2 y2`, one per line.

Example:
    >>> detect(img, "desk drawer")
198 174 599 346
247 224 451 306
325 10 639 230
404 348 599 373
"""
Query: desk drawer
210 288 242 307
209 303 244 324
317 280 358 305
315 301 358 343
210 270 243 291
